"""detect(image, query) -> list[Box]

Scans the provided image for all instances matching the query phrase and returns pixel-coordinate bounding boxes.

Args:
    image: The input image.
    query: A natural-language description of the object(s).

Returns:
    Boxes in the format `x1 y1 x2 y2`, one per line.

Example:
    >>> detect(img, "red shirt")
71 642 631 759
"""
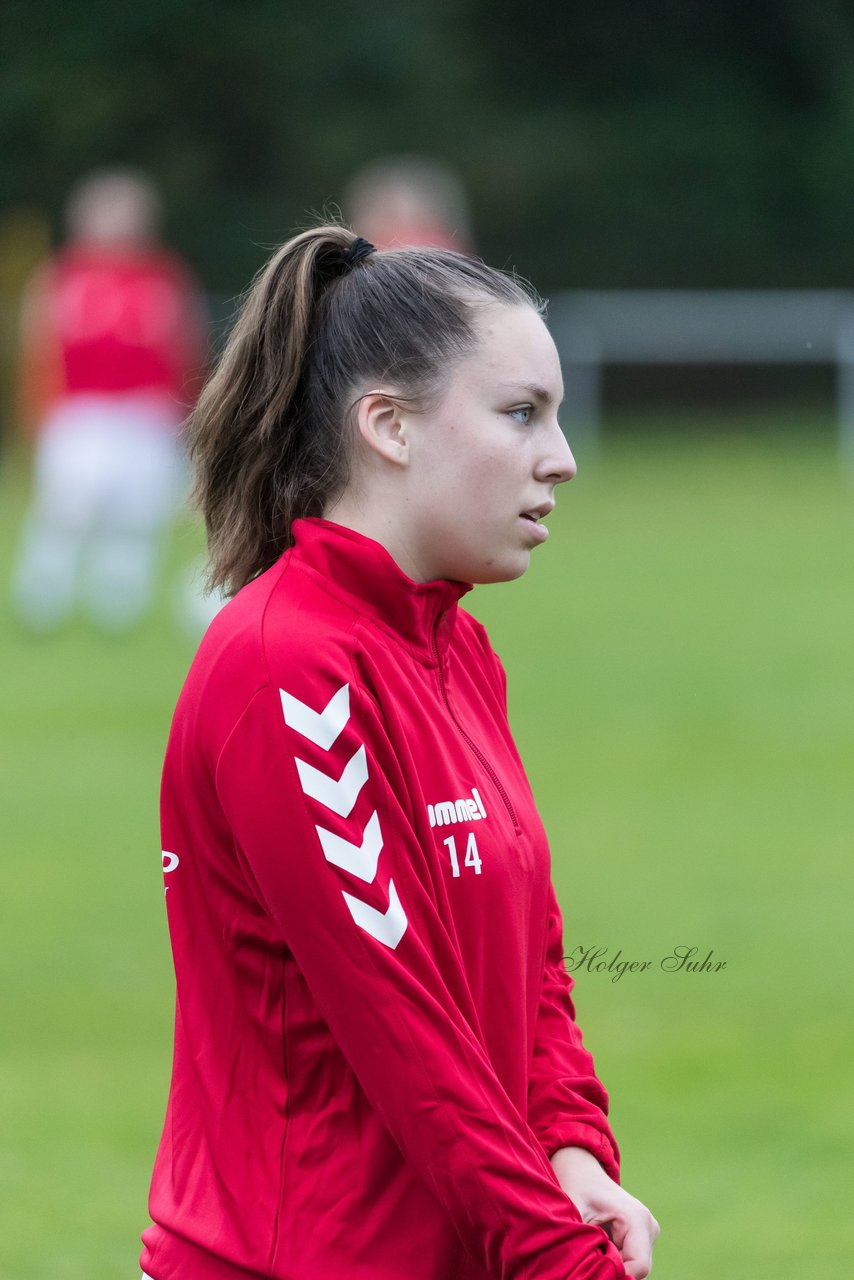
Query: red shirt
24 245 205 417
142 518 626 1280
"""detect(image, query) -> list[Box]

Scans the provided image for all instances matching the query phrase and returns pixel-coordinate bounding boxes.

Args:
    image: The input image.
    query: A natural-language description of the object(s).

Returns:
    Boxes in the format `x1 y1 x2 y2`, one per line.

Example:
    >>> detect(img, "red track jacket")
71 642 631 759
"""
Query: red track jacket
141 517 627 1280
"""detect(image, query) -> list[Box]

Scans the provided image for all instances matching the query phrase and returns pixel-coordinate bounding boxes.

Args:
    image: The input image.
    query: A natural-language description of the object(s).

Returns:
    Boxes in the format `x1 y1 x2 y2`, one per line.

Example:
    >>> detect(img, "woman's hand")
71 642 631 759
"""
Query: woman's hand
550 1146 660 1279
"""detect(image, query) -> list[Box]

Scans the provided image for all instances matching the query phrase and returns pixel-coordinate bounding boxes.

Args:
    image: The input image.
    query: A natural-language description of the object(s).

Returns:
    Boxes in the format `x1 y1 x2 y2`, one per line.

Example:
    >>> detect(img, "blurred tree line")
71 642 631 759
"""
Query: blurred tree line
4 0 854 294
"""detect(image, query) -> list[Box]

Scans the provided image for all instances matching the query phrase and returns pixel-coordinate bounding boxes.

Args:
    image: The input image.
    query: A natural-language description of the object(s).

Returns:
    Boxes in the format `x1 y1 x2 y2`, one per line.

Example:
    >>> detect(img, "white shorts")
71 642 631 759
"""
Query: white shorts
34 392 187 531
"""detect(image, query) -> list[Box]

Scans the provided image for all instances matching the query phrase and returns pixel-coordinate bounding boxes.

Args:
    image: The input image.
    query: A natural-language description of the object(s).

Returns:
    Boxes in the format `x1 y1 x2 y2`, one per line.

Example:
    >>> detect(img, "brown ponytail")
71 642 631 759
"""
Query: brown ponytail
186 221 541 596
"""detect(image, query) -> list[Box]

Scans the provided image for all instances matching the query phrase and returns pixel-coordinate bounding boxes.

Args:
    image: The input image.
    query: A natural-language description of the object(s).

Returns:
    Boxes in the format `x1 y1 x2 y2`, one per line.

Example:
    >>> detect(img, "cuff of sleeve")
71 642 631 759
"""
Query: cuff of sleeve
539 1121 621 1183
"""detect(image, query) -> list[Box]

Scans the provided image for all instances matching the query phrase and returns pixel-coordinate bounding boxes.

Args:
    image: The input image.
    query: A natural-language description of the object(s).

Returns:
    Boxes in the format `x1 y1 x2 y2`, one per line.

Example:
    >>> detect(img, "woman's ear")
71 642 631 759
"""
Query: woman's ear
355 391 411 468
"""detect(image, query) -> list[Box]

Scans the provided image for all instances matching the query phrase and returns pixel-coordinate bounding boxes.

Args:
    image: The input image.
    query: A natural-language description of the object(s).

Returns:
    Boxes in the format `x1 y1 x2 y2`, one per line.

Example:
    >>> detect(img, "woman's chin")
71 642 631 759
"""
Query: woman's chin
467 549 532 585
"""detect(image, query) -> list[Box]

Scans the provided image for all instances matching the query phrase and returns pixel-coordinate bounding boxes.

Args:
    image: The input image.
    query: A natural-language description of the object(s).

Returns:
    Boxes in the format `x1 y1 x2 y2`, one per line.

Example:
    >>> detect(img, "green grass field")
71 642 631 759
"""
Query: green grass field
1 413 851 1279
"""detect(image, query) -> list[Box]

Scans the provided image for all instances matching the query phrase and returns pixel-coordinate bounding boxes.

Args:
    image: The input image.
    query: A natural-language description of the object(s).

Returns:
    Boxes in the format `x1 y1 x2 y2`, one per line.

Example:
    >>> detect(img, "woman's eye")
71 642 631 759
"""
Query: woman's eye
509 406 533 425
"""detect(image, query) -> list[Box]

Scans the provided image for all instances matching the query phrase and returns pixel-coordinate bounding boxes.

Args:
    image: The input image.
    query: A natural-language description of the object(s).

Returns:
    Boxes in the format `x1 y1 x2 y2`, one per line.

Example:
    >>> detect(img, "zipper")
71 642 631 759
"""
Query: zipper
431 611 521 834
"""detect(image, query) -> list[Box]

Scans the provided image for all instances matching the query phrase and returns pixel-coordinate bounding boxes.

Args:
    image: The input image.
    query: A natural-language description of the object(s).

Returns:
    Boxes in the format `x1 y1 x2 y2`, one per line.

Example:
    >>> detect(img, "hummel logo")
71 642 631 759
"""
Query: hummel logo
427 787 487 829
281 681 407 950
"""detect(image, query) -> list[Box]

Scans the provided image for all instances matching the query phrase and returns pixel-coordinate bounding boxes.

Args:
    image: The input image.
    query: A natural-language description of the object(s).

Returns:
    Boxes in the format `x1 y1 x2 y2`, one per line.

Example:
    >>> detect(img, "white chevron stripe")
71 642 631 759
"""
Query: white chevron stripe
316 810 383 883
341 878 408 949
280 682 350 750
295 745 368 818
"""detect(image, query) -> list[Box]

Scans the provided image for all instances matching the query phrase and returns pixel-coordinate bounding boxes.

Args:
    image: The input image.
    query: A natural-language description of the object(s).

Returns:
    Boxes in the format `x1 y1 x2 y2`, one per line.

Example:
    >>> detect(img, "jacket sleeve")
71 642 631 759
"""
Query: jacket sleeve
214 671 628 1280
468 620 621 1182
527 882 621 1181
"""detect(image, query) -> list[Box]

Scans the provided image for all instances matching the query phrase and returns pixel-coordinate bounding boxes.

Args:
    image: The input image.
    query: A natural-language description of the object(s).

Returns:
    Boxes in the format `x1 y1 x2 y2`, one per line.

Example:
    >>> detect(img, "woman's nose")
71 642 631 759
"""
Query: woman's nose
537 420 577 484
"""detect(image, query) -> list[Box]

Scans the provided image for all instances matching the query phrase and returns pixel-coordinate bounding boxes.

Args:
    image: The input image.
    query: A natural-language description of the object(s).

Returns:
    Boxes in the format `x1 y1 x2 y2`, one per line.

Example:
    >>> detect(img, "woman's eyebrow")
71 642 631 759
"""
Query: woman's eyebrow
497 381 565 407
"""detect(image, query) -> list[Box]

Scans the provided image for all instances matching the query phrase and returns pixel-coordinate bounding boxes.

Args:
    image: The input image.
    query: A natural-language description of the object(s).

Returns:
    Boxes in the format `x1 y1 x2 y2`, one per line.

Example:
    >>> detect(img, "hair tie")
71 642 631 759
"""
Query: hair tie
343 236 376 269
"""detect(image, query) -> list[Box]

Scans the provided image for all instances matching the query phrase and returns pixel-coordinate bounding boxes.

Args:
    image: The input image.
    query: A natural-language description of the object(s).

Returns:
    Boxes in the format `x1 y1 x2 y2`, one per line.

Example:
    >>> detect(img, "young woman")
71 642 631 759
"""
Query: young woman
141 226 659 1280
11 169 206 632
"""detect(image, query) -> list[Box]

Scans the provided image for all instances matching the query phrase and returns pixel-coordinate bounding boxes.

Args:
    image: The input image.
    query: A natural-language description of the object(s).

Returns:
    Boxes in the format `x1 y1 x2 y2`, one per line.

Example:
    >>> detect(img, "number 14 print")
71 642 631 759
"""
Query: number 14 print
443 832 482 877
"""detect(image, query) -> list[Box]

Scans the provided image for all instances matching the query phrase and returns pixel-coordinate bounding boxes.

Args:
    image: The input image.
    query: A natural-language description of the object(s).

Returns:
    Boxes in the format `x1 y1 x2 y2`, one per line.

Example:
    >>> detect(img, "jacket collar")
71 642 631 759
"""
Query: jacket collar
289 517 473 666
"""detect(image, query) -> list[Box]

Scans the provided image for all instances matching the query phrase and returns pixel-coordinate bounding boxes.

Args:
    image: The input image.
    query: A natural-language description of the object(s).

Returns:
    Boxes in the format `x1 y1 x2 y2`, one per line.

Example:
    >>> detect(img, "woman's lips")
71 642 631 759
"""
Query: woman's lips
519 513 549 543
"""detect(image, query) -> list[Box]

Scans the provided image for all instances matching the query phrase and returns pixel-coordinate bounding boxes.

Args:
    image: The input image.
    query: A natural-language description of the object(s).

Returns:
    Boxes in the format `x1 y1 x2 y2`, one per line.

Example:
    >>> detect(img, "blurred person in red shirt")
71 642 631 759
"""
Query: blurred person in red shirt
10 169 207 632
342 154 474 253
